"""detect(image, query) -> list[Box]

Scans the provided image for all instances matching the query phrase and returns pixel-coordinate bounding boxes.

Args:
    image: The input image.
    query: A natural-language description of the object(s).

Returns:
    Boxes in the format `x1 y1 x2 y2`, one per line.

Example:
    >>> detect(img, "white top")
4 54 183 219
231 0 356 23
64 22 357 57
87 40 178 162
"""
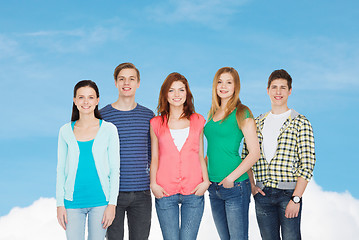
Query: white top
262 109 291 163
170 127 190 151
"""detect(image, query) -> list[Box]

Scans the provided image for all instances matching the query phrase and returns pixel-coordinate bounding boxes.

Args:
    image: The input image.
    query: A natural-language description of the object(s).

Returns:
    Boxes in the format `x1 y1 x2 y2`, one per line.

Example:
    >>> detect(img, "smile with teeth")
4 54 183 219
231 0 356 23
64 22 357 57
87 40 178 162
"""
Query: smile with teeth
274 96 283 100
122 87 131 91
81 106 91 109
220 90 229 93
172 98 182 102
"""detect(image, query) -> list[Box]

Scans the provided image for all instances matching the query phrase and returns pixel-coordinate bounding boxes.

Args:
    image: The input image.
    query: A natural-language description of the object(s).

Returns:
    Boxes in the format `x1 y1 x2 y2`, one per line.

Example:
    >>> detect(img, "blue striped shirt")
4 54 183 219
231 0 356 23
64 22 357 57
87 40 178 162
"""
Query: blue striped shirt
100 104 154 192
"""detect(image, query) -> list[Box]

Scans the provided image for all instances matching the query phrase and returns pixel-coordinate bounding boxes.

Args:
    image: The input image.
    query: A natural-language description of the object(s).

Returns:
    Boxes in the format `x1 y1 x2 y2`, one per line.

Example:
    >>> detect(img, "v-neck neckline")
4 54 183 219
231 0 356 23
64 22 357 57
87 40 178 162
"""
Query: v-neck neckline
165 115 192 154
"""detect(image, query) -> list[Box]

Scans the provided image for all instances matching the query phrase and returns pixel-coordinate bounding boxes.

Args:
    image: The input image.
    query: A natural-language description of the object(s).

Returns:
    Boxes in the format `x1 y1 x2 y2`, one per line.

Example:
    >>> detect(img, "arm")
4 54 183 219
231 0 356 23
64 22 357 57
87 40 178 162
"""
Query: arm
102 124 120 228
285 119 315 218
191 130 211 195
56 127 68 230
247 168 265 196
219 118 260 188
149 125 168 198
285 177 308 218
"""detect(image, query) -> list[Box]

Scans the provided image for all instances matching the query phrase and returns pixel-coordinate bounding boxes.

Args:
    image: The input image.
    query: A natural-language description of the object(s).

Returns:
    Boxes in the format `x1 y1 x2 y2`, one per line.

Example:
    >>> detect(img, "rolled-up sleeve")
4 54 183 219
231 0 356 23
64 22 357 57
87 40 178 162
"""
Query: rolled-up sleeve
296 119 316 181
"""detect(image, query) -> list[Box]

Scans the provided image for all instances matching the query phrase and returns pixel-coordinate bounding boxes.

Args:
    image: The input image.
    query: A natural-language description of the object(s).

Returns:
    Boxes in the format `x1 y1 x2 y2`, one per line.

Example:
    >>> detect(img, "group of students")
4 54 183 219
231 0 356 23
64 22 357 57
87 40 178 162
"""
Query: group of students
56 62 316 240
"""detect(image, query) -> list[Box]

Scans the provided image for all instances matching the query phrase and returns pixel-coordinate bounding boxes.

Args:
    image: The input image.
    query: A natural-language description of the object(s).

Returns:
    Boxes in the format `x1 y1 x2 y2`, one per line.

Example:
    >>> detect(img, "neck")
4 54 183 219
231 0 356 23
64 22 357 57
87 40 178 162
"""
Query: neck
271 105 290 114
112 96 137 111
77 113 98 125
220 98 230 110
169 105 184 119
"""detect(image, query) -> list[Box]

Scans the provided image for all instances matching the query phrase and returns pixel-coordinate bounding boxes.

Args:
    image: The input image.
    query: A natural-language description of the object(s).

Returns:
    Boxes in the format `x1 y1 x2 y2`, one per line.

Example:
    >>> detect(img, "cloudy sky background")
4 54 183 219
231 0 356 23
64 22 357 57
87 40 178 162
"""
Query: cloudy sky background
1 0 358 238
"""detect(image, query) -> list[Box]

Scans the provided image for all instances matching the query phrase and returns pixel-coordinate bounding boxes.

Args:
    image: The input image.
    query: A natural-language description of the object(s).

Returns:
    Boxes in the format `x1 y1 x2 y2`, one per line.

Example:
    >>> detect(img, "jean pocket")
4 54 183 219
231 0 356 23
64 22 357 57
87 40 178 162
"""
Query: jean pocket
143 190 152 196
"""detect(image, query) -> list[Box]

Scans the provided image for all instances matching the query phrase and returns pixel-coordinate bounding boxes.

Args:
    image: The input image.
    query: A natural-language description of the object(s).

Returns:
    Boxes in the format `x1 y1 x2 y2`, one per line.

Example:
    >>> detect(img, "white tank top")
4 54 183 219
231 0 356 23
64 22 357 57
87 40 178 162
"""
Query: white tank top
170 127 190 151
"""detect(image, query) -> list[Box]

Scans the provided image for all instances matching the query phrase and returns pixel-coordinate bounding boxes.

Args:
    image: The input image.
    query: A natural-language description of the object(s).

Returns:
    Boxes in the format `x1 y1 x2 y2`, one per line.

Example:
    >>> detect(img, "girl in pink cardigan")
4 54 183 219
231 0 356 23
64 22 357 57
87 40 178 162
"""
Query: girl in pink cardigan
150 72 210 240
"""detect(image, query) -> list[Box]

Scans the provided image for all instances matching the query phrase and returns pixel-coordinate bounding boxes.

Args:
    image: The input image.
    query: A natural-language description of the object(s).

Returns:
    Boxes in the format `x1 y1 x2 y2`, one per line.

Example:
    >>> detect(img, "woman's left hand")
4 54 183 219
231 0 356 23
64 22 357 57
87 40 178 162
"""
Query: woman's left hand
191 181 211 196
102 204 116 229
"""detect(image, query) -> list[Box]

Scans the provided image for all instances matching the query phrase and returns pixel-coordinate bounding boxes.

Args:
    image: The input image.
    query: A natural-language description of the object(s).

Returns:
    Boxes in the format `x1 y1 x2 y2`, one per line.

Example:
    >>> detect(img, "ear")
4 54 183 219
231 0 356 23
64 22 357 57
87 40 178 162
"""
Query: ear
267 87 270 95
96 97 100 106
137 80 140 88
288 88 292 96
73 97 77 105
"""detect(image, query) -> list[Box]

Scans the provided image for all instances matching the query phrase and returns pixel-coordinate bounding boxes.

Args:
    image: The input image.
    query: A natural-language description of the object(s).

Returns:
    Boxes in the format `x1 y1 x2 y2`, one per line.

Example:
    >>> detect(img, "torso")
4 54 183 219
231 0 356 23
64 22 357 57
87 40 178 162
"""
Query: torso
204 108 250 182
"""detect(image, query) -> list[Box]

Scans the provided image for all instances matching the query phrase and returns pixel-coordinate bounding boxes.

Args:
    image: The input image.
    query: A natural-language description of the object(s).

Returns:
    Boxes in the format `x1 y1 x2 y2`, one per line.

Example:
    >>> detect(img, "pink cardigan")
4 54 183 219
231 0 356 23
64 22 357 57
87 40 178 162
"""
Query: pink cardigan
150 113 206 196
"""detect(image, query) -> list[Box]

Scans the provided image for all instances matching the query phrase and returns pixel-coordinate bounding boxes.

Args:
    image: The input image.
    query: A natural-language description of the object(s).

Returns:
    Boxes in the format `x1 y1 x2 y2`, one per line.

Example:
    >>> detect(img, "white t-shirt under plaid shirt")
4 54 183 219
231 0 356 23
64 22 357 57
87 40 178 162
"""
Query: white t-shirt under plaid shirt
262 109 291 163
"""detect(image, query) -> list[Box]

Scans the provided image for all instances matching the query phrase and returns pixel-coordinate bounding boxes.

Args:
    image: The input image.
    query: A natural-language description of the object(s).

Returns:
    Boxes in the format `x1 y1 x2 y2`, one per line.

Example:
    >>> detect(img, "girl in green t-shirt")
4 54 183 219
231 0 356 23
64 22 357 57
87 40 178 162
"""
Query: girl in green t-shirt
204 67 260 240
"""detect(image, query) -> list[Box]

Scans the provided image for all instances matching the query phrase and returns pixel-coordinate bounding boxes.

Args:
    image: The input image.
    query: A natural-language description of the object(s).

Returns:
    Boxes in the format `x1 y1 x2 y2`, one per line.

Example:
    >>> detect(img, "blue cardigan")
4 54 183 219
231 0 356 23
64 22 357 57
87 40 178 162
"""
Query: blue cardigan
56 120 120 207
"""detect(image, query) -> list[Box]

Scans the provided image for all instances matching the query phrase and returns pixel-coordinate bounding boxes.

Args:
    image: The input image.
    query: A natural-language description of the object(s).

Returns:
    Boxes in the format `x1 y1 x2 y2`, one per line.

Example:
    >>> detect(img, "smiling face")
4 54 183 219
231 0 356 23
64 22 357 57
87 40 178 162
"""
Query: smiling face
115 68 140 98
267 78 292 108
216 72 235 102
73 86 99 115
167 81 187 108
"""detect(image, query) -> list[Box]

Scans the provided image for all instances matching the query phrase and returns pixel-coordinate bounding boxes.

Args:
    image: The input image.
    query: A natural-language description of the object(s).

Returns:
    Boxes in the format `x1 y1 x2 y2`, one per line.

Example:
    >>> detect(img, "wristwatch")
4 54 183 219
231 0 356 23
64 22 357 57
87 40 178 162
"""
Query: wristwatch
291 195 302 204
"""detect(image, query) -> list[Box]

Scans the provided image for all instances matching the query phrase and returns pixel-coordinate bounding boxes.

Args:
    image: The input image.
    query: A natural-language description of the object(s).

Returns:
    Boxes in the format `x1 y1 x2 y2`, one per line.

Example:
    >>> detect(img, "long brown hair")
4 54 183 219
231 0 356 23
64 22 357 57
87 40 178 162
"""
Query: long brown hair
157 72 195 123
208 67 252 128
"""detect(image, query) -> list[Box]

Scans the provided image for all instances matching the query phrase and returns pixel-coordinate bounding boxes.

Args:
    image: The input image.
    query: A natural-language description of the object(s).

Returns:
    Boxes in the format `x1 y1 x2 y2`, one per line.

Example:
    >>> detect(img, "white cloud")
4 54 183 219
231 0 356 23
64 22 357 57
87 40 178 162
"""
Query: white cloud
1 180 358 239
147 0 249 28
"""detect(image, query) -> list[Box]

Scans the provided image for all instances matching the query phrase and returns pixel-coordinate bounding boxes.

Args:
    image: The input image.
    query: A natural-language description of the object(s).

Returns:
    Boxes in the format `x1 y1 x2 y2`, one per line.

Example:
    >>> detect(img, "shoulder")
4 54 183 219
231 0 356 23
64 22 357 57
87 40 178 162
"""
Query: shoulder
191 113 206 125
150 115 162 125
101 120 118 131
256 111 270 121
99 104 112 113
292 112 313 129
59 122 72 133
136 104 155 116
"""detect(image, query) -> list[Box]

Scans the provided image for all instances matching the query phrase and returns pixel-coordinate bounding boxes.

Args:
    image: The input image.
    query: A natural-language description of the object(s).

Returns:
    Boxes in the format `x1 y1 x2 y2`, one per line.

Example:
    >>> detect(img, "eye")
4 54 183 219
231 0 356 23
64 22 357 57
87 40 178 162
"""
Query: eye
218 80 222 84
180 89 185 92
227 81 232 84
169 89 174 92
118 78 124 81
79 96 84 99
131 77 135 81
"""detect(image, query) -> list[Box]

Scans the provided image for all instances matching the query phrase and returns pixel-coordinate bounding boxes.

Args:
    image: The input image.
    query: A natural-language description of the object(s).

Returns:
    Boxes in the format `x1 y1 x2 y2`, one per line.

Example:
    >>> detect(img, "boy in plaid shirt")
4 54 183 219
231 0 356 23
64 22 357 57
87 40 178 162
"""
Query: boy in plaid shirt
243 69 315 240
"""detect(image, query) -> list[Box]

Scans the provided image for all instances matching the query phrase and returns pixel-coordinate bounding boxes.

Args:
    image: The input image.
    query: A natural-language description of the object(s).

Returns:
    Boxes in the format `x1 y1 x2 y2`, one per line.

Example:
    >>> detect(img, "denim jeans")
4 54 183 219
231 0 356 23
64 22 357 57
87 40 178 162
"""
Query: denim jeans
107 190 152 240
254 187 302 240
155 193 204 240
66 205 107 240
208 179 251 240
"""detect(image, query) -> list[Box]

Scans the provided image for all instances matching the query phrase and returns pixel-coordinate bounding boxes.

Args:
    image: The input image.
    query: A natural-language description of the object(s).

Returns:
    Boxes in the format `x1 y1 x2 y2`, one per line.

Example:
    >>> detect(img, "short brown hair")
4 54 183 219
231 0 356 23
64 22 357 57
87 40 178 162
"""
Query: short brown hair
113 62 140 82
157 72 195 123
268 69 292 89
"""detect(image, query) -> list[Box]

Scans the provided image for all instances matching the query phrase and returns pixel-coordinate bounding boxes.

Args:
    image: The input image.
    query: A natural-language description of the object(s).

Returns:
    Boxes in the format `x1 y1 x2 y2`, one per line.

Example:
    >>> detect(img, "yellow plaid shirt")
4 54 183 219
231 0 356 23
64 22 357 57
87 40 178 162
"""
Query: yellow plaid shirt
242 110 315 189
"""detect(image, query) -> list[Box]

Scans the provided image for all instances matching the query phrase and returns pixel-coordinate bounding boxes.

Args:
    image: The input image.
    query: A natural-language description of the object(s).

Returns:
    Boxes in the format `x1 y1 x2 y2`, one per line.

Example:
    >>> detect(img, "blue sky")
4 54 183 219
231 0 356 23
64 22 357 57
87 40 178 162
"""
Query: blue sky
1 0 358 216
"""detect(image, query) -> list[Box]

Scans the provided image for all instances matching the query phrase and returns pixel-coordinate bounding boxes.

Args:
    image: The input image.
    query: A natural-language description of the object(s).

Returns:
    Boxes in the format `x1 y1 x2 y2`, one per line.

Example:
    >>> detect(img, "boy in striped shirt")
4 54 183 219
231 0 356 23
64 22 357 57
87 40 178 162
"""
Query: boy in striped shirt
101 63 154 240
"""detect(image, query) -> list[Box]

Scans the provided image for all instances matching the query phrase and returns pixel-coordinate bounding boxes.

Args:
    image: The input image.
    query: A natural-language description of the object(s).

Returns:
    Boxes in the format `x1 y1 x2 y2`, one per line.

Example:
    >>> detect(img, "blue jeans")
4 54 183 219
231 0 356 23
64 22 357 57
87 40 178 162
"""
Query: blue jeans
66 205 107 240
208 179 251 240
107 190 152 240
254 187 302 240
155 193 204 240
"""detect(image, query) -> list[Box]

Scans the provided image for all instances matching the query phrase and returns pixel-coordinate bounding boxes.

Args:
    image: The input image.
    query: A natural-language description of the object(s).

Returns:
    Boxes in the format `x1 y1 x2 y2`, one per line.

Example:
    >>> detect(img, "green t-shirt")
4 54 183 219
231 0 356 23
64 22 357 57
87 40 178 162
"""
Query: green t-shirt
204 108 250 182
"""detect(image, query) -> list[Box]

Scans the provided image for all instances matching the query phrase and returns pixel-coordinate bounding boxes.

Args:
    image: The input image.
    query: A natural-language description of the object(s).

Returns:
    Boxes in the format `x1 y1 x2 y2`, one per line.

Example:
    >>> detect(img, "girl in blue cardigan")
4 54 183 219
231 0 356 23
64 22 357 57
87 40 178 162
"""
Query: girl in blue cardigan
56 80 120 240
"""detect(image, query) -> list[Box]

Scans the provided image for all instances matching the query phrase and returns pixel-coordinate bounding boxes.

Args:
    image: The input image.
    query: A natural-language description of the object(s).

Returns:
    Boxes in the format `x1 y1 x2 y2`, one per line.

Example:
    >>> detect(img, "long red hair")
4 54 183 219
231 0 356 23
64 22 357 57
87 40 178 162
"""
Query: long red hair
157 72 195 123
